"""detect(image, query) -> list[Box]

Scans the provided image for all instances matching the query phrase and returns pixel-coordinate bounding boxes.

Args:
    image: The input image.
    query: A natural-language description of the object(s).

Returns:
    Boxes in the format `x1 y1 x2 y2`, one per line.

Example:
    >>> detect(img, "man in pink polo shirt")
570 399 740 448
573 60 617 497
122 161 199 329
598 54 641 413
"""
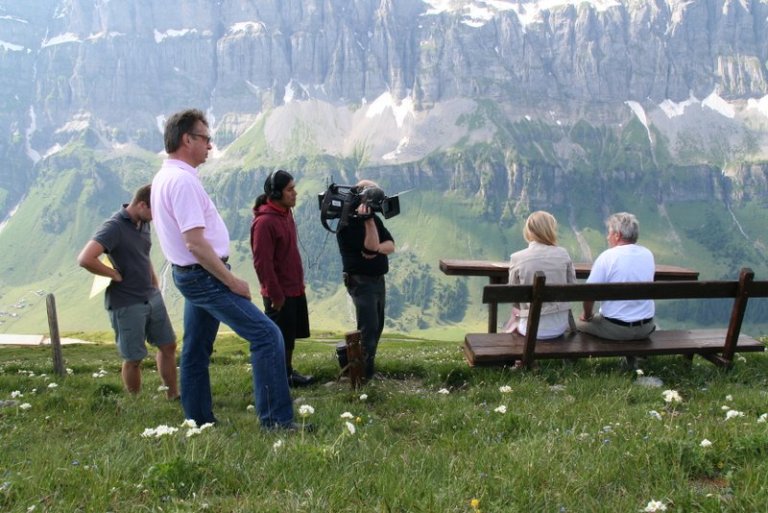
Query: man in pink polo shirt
151 109 300 430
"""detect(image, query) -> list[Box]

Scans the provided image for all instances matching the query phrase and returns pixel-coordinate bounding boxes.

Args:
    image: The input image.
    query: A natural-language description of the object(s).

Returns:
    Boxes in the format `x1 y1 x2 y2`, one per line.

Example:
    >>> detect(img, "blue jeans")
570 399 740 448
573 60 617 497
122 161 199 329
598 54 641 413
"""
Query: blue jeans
344 274 386 378
172 266 293 427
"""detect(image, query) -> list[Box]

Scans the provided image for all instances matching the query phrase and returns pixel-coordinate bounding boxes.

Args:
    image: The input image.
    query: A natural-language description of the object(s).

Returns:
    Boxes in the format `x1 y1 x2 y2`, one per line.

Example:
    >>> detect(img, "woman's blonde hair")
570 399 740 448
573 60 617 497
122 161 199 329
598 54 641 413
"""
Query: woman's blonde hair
523 211 558 246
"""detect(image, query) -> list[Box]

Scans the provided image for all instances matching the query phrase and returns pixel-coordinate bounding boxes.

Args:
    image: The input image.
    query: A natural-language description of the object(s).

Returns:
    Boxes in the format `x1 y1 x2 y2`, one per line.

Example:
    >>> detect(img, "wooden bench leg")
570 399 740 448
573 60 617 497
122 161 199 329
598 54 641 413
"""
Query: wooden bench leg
701 353 733 369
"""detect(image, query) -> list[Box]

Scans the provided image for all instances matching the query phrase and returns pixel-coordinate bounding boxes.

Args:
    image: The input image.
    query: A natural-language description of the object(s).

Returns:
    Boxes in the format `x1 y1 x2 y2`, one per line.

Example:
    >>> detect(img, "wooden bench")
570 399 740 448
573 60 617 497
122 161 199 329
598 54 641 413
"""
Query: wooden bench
464 268 767 369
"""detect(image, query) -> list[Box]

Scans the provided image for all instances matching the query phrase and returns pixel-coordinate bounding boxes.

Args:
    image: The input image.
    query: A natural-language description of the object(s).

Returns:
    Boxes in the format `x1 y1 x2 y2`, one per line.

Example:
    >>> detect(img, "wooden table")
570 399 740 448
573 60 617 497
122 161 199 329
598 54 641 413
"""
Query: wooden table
439 259 700 332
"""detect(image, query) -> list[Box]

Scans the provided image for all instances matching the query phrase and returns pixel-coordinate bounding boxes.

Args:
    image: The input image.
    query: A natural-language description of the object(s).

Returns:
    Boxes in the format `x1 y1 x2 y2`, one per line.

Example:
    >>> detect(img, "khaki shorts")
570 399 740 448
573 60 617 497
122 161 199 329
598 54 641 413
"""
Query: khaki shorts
108 290 176 361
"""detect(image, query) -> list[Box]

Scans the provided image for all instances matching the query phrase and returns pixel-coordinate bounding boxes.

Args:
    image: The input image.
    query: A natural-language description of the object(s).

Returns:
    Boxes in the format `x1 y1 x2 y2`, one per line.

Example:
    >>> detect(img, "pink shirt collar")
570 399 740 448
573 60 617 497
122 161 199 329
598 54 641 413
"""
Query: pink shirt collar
164 158 198 175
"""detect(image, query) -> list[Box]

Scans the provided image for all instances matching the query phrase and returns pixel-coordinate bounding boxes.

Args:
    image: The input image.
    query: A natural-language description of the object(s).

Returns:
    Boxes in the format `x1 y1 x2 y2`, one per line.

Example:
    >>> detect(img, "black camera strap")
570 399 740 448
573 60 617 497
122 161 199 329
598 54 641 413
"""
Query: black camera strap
319 189 350 233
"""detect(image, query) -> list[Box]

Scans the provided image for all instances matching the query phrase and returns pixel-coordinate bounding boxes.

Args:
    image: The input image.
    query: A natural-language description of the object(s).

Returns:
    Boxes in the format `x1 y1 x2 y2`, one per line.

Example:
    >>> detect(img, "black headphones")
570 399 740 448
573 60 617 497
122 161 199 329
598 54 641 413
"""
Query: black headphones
265 171 282 200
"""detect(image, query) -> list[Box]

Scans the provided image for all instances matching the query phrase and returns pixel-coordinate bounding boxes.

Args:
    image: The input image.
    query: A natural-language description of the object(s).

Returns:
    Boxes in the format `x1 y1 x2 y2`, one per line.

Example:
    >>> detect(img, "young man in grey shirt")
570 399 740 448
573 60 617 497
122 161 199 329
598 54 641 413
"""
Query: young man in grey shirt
78 185 178 399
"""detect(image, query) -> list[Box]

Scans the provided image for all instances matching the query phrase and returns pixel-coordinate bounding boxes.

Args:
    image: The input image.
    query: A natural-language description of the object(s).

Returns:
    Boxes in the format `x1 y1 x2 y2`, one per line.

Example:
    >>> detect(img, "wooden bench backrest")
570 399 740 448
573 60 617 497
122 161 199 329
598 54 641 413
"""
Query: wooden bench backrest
481 268 768 367
483 274 768 304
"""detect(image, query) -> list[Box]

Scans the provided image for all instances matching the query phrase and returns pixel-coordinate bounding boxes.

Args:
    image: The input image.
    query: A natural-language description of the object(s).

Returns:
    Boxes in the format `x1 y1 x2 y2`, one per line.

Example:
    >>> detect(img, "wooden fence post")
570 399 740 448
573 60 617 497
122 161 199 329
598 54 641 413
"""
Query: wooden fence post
46 293 66 377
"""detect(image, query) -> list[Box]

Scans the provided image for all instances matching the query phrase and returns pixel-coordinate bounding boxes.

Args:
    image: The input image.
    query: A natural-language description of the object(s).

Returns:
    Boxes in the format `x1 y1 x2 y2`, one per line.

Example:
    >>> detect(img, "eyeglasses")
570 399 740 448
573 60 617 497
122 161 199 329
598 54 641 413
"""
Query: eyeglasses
188 132 212 144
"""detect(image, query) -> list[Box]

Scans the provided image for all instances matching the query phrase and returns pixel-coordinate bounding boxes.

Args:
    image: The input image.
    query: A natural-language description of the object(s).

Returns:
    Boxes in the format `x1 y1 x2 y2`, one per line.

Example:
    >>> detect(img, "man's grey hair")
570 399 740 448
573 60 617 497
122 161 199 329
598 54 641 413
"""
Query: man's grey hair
606 212 639 243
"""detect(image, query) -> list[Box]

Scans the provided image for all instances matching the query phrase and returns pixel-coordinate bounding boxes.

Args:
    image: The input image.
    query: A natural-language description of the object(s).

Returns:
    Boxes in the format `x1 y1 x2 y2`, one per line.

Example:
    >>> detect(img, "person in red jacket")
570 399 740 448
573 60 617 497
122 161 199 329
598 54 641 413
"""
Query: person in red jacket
251 170 314 387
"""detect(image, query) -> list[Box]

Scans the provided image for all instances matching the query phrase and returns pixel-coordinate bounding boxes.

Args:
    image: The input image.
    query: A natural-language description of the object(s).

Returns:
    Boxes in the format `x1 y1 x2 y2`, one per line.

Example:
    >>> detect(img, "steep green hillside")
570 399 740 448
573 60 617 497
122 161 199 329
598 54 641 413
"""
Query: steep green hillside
2 126 767 338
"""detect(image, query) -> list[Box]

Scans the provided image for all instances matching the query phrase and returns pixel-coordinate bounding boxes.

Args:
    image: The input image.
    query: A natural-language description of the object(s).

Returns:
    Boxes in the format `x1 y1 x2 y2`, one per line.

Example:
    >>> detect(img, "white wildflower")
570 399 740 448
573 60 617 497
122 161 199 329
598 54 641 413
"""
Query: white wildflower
648 410 663 421
661 389 682 403
157 385 169 392
499 385 512 394
181 419 198 428
345 421 356 435
438 388 450 395
273 439 284 450
246 404 255 412
185 424 212 437
140 424 179 438
340 412 355 419
19 403 32 410
154 425 178 437
10 390 22 399
643 499 667 512
47 383 58 389
359 394 368 401
494 405 507 414
700 439 712 448
66 368 73 375
636 369 644 376
725 394 733 401
757 413 768 423
298 404 315 417
725 410 745 420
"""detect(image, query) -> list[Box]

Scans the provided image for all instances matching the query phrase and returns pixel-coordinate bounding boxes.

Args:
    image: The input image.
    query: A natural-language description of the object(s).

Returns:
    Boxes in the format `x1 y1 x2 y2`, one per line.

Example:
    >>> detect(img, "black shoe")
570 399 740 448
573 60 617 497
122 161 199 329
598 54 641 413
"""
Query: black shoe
288 370 315 388
622 356 647 371
268 421 315 433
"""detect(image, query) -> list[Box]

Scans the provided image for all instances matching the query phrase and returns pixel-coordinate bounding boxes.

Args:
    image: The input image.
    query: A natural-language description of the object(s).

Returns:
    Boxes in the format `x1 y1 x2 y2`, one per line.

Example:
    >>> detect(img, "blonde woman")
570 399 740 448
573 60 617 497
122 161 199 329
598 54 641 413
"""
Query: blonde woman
503 211 576 338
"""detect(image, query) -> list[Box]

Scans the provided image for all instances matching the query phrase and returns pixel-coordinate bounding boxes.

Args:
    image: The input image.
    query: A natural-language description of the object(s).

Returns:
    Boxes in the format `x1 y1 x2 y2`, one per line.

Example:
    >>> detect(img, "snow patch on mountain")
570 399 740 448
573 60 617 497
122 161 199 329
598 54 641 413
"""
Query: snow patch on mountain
703 90 735 119
746 95 768 118
625 100 652 144
42 32 80 48
25 107 40 163
421 0 621 31
659 92 699 118
0 39 24 51
154 28 212 43
366 92 415 129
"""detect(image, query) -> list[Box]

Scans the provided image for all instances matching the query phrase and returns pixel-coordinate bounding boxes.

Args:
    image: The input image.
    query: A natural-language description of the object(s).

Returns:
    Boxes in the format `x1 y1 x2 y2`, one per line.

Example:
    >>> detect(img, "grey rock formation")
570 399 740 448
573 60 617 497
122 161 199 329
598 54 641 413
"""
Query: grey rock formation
1 0 766 147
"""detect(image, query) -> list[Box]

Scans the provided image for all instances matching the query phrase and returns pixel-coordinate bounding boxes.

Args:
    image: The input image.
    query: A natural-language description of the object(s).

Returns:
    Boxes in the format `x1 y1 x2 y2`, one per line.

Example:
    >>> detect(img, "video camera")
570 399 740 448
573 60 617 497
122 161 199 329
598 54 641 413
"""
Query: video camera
318 183 401 233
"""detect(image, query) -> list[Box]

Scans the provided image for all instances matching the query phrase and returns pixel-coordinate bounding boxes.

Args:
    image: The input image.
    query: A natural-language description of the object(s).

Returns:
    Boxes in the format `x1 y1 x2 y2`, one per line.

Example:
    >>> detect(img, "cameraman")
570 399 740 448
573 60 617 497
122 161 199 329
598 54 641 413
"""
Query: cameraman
336 180 396 381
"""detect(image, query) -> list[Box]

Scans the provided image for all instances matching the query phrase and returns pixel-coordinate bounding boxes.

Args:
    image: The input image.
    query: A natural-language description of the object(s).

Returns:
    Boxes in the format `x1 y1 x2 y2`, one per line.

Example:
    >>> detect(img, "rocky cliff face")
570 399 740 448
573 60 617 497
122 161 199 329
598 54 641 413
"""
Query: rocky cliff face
2 0 768 219
2 0 768 149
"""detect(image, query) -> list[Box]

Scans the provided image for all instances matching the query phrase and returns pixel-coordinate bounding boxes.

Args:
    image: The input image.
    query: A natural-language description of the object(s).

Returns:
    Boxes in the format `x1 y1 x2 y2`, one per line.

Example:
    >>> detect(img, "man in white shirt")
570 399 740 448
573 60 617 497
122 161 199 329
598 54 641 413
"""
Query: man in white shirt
151 109 301 430
577 212 656 340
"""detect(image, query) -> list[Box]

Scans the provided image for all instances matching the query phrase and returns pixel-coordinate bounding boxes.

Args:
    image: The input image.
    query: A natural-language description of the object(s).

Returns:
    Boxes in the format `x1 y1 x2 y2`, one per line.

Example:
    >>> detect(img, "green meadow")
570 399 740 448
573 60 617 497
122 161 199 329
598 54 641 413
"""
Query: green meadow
2 333 768 512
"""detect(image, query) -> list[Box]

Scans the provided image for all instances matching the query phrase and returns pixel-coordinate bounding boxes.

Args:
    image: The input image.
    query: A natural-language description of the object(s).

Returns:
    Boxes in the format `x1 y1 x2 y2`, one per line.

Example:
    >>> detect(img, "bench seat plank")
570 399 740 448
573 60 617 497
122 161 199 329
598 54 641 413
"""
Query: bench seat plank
464 330 765 366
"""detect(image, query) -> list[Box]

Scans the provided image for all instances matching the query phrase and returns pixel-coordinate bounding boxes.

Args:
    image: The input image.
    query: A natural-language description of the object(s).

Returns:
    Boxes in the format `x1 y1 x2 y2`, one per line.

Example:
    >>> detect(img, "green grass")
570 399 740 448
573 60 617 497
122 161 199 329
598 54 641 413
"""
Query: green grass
2 333 768 512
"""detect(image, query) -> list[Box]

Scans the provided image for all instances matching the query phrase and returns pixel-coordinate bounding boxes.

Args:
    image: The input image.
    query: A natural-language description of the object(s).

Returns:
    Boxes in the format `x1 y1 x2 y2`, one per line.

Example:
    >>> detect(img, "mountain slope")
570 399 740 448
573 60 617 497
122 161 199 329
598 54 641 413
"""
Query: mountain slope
1 0 768 335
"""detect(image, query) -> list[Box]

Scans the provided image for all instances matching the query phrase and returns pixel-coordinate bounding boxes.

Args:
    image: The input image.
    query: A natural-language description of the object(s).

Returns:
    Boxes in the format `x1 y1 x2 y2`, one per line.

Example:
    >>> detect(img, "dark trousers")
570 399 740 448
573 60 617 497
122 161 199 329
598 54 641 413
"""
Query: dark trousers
344 274 386 378
263 294 310 375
